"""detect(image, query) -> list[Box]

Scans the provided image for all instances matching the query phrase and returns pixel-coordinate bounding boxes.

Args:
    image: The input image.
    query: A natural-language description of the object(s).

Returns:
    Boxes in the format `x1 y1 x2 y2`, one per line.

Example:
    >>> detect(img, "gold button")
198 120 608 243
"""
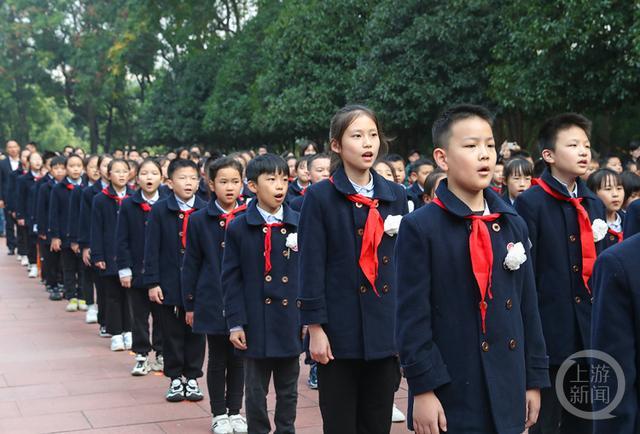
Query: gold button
265 275 272 282
509 339 517 350
355 203 363 208
491 223 500 232
382 284 389 293
220 241 225 248
180 248 185 254
178 231 183 237
382 256 390 265
569 234 576 242
359 285 367 294
282 276 289 283
265 298 272 305
296 300 302 308
357 228 364 236
187 294 193 301
479 301 488 310
179 213 184 219
280 228 287 235
481 341 490 352
282 250 289 257
575 296 581 304
505 298 513 310
572 265 579 273
609 235 615 241
282 298 288 306
219 221 225 227
262 227 268 233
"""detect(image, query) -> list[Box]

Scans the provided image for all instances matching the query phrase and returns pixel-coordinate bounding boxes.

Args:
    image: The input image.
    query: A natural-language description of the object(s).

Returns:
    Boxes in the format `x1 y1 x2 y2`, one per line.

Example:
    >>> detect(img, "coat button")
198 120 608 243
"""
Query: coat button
296 300 302 308
569 234 576 242
479 301 488 310
505 298 513 310
179 213 184 219
180 248 185 254
509 339 517 350
357 228 364 236
265 298 272 304
382 256 390 265
187 294 193 301
382 284 390 293
359 285 367 293
282 298 288 306
575 296 581 304
609 234 615 241
219 221 225 227
262 227 268 233
572 265 579 273
280 228 287 235
355 202 363 208
220 241 225 248
491 223 500 232
265 275 272 282
178 231 183 237
282 249 289 257
282 276 289 283
481 341 490 352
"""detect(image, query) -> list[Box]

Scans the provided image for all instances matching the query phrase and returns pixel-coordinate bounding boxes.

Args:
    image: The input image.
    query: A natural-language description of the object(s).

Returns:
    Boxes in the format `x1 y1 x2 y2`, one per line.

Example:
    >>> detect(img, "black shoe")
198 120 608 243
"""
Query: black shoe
49 291 63 301
166 378 185 402
184 379 204 401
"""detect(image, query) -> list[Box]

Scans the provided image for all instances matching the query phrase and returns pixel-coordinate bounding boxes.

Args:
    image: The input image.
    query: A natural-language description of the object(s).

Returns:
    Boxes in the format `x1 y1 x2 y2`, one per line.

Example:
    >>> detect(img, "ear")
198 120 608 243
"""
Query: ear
207 179 215 192
423 195 431 204
433 148 449 172
409 172 418 183
541 149 555 165
330 139 341 155
247 179 258 194
166 178 175 190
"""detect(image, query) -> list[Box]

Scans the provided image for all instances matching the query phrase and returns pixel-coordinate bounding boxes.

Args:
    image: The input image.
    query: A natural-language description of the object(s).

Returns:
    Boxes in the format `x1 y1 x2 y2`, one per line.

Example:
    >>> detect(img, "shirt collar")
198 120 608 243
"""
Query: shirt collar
174 194 195 211
142 190 159 205
214 200 239 214
348 174 375 198
100 179 109 189
608 212 622 232
9 158 19 170
256 203 283 224
67 177 81 186
31 171 40 178
552 175 578 198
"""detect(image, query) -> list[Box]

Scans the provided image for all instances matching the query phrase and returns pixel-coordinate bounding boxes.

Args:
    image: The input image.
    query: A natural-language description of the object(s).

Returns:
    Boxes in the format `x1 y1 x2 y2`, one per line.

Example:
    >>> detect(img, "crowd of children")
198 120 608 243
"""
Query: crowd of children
2 104 640 434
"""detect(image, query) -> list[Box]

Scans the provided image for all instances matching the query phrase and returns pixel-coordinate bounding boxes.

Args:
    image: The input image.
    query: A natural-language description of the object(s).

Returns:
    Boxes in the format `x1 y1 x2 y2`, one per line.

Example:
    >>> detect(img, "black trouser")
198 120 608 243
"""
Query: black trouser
206 334 244 416
4 209 16 251
102 275 131 335
40 241 62 287
128 286 163 355
531 364 593 434
27 231 37 264
61 248 82 299
157 304 205 380
81 264 95 305
96 274 107 326
244 356 299 434
16 224 28 255
317 357 400 434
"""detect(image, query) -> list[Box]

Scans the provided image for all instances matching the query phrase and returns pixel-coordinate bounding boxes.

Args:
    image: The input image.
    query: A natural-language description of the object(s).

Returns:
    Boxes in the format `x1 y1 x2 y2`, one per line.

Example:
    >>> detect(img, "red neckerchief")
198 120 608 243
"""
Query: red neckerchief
220 204 247 228
180 208 197 248
263 222 284 275
139 202 152 212
102 187 129 206
532 178 596 293
608 228 623 243
300 187 307 196
330 176 384 297
66 183 76 191
433 197 501 334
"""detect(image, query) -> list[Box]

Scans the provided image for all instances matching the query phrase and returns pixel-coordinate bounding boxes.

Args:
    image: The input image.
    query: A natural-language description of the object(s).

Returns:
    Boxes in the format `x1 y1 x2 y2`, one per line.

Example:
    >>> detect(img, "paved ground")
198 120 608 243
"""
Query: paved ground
0 239 410 433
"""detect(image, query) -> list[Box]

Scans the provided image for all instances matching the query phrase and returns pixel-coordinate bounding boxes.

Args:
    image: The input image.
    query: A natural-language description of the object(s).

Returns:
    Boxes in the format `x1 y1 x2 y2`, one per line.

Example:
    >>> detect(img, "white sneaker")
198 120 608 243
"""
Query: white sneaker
211 414 233 434
85 305 98 323
229 414 248 433
123 331 132 350
21 256 29 266
16 254 22 262
65 298 79 312
110 334 125 351
28 265 38 278
392 403 406 423
150 354 164 372
131 354 150 376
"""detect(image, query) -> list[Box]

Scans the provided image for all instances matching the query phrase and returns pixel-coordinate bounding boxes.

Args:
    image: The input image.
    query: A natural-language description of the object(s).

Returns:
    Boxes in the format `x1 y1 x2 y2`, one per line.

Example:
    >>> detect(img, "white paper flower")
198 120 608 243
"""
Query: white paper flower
384 215 403 236
592 219 608 242
503 242 527 271
285 233 298 252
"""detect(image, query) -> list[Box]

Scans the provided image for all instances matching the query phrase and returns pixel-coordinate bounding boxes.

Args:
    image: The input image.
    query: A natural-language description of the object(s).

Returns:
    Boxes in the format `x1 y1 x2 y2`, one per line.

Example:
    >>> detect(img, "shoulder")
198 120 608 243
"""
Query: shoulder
401 202 441 232
226 213 249 236
190 207 209 223
601 234 640 269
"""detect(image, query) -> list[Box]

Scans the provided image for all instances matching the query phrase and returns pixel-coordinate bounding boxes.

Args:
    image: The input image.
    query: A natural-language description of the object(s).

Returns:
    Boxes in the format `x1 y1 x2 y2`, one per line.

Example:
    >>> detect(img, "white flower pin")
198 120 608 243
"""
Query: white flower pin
504 242 527 271
384 215 403 236
285 233 298 252
591 219 608 242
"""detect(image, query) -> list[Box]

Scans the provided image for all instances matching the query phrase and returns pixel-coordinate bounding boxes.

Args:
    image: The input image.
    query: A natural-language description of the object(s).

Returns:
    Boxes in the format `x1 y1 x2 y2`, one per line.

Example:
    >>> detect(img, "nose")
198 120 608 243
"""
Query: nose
478 143 490 160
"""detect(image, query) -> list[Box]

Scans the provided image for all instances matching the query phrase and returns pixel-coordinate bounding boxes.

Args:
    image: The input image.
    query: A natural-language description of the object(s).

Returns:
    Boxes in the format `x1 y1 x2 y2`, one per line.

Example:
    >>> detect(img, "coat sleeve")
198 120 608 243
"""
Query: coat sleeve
394 214 451 394
221 221 247 329
514 195 539 270
78 190 91 248
89 196 105 263
67 189 80 243
623 202 640 239
181 216 202 312
48 187 61 239
16 177 27 220
297 188 329 325
142 206 161 288
115 203 133 272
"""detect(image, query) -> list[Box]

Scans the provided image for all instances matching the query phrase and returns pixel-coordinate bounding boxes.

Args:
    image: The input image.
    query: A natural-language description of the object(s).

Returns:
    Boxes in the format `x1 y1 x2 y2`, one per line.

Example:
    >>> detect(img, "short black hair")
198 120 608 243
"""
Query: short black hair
410 158 435 174
42 151 57 163
509 149 531 160
432 104 494 149
538 113 592 154
295 155 311 171
600 154 622 166
168 158 199 179
107 158 130 174
407 149 420 157
246 154 289 183
587 168 622 193
423 168 447 198
50 156 66 168
385 153 405 164
629 140 640 151
307 153 330 171
621 171 640 202
208 156 243 181
66 153 84 166
504 158 533 182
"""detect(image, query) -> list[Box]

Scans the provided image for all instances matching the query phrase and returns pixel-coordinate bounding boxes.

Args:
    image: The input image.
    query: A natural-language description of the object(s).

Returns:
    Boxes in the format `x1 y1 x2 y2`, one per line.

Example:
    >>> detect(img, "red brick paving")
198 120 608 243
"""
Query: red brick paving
0 240 410 433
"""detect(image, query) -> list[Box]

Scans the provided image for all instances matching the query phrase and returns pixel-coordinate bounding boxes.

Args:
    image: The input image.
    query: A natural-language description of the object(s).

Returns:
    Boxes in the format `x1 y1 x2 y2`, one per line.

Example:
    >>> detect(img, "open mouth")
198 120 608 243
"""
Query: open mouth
577 160 588 166
274 193 284 201
477 166 491 176
362 152 374 160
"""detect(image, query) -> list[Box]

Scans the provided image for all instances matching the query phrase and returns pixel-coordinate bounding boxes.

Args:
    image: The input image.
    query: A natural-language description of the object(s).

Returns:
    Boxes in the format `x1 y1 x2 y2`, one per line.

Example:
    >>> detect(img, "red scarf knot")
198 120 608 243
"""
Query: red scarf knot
532 178 596 294
102 188 129 206
607 228 623 244
433 197 501 334
263 222 284 275
220 204 247 228
66 183 75 191
139 202 152 213
180 208 196 248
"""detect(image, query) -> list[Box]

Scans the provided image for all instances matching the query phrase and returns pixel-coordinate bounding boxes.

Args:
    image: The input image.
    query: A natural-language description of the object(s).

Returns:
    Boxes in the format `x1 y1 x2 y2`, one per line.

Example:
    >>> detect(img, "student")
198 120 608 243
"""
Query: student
298 105 408 434
602 154 623 174
0 140 21 255
144 158 207 403
222 154 301 434
285 156 297 181
515 113 606 434
79 154 113 330
49 154 86 310
587 169 625 250
289 154 330 211
285 156 310 203
37 156 66 297
385 153 407 185
396 104 549 433
621 171 640 210
91 159 135 351
502 158 533 205
580 158 600 181
11 148 31 265
421 168 447 205
590 233 640 434
490 158 504 193
16 152 44 278
182 157 248 434
117 159 166 375
406 158 436 211
372 160 396 182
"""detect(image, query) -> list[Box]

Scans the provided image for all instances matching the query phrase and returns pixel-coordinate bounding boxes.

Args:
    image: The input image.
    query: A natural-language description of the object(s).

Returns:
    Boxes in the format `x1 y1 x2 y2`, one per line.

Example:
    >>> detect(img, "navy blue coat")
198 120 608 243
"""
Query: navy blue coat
78 181 105 248
0 158 17 202
143 194 207 306
196 178 210 202
28 175 48 231
49 179 82 248
36 176 55 240
90 185 135 276
6 168 25 212
515 169 606 365
182 200 246 335
222 200 302 359
406 182 424 211
289 195 304 212
116 189 168 288
67 182 90 245
285 180 306 204
297 166 408 360
396 180 550 434
16 172 35 222
623 199 640 239
591 234 640 434
601 212 624 251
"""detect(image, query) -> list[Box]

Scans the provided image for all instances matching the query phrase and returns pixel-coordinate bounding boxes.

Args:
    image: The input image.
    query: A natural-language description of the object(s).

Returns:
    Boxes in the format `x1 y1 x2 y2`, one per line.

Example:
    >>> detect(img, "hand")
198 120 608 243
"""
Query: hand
0 200 5 208
38 234 46 240
308 324 334 364
50 238 62 252
82 248 91 266
230 330 247 350
301 325 308 341
148 286 164 304
525 389 541 429
94 261 106 270
11 211 15 218
120 275 132 288
413 391 447 434
17 219 25 226
70 242 80 254
185 311 194 327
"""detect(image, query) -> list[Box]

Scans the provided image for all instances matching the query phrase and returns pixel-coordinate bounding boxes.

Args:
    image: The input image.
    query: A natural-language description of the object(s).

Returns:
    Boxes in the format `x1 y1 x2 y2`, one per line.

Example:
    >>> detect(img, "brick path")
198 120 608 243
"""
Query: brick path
0 240 410 433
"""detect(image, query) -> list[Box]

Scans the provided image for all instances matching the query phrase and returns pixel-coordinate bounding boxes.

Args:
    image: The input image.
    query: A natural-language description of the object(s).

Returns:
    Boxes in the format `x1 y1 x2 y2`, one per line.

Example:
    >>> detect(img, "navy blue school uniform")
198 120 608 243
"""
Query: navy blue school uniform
406 182 424 211
196 178 210 202
285 179 307 204
6 167 25 214
28 175 47 232
67 182 89 245
591 234 640 434
297 166 408 360
501 190 515 206
623 199 640 239
395 180 550 433
601 212 624 251
78 181 106 249
159 184 171 197
241 183 255 201
515 168 606 365
289 194 304 212
36 176 55 241
181 201 246 335
49 178 82 248
221 200 301 358
16 171 36 223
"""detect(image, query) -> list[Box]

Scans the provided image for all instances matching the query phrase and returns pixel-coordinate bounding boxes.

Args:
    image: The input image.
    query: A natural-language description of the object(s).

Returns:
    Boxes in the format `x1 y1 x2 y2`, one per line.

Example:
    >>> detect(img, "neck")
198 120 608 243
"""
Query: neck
258 200 280 215
448 178 485 212
550 167 577 193
298 179 309 188
607 210 617 223
175 193 192 203
112 185 126 193
141 190 157 201
343 164 371 187
217 200 236 214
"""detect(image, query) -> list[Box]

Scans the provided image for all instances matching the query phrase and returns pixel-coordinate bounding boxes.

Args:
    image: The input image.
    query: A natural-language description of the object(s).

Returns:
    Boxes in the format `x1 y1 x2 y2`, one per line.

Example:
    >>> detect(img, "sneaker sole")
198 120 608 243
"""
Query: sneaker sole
111 346 125 352
185 394 204 402
131 370 149 376
166 394 185 403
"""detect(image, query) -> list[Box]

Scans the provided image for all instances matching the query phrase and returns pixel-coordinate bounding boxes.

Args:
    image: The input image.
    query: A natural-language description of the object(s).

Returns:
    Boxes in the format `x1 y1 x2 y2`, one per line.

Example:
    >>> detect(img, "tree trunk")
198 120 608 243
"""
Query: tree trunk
88 104 100 154
13 77 30 145
105 105 114 152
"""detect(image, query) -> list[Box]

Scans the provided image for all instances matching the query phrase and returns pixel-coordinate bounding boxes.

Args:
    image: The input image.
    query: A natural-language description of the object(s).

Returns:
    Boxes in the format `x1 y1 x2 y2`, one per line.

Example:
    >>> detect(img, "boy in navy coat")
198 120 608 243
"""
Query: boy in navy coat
144 158 207 403
0 140 21 255
515 113 606 434
395 104 549 433
406 158 435 211
222 154 302 434
288 153 330 213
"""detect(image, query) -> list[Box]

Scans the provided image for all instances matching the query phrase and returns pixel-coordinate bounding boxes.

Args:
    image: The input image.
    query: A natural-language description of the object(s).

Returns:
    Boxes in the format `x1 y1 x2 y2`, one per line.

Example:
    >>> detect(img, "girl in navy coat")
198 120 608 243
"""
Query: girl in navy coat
16 152 44 277
116 159 166 376
9 148 30 263
587 169 625 250
49 154 85 310
297 105 408 434
285 156 310 203
91 159 134 352
182 157 248 433
501 158 533 206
